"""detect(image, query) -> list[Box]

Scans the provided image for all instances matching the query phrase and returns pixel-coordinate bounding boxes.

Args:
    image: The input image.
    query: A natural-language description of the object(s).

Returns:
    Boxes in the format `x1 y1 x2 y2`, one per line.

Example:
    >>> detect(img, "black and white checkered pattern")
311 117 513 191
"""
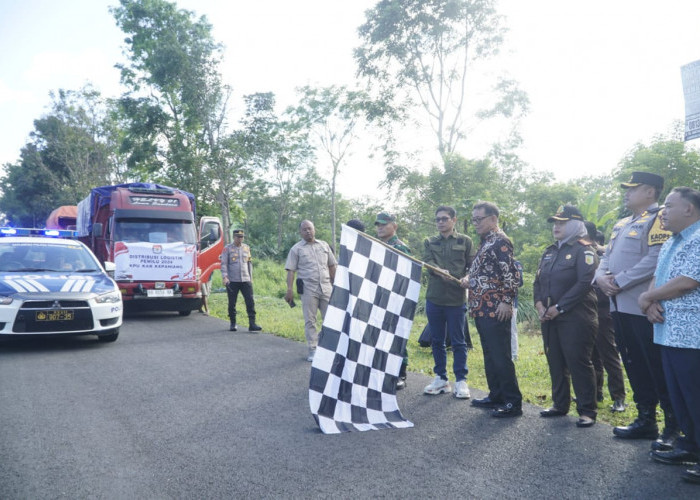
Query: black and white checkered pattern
309 225 422 434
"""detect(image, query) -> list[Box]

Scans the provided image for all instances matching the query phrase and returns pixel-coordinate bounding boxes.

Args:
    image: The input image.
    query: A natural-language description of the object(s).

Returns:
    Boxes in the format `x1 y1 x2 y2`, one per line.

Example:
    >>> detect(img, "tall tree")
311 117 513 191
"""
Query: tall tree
355 0 528 161
287 85 376 251
112 0 230 211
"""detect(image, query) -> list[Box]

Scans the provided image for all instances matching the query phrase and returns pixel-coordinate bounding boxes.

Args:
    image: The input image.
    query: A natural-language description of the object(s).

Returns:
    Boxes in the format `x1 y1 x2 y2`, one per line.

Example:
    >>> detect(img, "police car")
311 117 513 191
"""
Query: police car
0 228 122 341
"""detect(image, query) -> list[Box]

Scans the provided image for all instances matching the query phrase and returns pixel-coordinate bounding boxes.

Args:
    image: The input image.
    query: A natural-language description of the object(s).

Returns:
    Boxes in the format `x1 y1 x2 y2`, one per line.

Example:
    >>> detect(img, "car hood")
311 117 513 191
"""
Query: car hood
0 272 117 296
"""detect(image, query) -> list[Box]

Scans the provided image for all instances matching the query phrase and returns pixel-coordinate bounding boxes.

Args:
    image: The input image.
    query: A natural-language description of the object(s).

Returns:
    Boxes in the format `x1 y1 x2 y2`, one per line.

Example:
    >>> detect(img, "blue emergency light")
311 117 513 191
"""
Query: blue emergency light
0 227 78 238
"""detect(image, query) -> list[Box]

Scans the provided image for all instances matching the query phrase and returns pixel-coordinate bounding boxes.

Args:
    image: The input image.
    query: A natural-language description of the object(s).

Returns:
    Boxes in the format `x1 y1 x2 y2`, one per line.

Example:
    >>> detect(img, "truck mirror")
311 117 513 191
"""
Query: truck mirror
103 260 116 278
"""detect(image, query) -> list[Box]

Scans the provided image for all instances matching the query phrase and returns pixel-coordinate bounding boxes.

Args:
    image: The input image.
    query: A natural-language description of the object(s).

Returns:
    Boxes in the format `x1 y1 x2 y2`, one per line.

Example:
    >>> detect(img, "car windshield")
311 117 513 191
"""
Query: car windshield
0 242 100 273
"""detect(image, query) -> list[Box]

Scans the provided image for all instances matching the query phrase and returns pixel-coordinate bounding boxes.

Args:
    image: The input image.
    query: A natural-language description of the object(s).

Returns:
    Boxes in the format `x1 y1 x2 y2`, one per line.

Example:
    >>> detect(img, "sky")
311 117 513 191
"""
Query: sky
1 0 700 202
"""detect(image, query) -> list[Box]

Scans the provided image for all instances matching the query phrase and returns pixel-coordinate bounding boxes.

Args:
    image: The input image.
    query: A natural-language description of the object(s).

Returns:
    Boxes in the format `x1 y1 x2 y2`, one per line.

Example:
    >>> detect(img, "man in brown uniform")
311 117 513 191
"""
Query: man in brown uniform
285 220 337 362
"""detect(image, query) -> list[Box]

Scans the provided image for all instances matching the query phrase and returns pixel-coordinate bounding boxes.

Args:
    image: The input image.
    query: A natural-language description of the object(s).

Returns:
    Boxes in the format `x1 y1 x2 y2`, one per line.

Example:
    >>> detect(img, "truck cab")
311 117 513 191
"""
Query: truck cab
76 184 223 315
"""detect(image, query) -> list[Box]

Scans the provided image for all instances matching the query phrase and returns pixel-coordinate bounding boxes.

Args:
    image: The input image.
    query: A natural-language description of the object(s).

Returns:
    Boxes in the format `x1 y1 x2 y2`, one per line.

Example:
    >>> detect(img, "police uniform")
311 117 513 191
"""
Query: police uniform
221 229 260 331
594 171 676 440
534 208 599 421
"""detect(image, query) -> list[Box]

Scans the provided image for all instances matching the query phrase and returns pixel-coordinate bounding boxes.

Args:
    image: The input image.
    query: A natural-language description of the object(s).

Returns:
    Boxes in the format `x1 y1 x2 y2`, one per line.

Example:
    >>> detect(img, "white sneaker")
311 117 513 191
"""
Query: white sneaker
424 376 451 395
453 380 471 399
306 352 315 362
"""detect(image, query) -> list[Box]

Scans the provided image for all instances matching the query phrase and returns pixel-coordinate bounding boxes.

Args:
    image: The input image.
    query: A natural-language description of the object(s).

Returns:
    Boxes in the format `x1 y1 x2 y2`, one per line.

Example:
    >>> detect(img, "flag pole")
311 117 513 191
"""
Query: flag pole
343 225 463 285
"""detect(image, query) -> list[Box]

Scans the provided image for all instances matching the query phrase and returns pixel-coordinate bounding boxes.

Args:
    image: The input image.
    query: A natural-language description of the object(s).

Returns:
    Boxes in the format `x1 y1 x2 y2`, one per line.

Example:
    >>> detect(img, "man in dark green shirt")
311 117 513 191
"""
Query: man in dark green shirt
422 205 476 398
375 211 411 389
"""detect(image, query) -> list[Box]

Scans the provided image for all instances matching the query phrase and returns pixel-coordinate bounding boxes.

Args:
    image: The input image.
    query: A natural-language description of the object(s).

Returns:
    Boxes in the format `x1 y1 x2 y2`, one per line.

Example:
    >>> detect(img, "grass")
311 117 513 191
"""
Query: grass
207 260 647 427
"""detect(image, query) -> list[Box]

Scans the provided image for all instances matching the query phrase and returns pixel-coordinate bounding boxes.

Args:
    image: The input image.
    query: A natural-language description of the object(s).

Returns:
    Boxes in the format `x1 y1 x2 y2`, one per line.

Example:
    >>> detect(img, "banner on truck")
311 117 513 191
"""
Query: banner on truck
114 242 196 281
682 59 700 141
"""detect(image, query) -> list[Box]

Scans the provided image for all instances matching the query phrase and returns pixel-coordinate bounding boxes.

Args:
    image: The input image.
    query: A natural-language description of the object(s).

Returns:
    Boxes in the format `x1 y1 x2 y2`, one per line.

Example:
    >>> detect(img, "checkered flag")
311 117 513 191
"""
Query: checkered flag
309 225 422 434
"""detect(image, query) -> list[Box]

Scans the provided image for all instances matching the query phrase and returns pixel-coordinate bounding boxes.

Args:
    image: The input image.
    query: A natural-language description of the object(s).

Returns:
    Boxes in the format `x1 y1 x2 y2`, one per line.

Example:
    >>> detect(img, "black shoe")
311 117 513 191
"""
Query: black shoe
650 448 699 466
651 429 680 452
229 324 237 332
249 324 262 332
492 403 523 418
613 419 658 439
471 397 503 408
682 464 700 484
597 393 604 403
396 377 406 391
576 416 596 428
540 407 568 418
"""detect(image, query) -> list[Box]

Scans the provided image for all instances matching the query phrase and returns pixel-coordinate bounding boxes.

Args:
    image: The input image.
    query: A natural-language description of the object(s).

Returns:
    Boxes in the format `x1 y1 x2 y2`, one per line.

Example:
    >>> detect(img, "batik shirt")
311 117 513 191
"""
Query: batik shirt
653 219 700 349
468 229 520 318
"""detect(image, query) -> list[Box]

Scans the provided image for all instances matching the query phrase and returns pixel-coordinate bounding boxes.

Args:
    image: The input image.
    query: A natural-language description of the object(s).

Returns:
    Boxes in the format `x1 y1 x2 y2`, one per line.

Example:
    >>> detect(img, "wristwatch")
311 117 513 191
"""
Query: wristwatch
555 304 565 314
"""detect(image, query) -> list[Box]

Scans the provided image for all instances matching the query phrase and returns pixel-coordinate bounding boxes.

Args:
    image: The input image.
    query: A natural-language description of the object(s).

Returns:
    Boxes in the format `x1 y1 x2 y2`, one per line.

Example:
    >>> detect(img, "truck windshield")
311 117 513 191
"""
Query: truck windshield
114 219 197 245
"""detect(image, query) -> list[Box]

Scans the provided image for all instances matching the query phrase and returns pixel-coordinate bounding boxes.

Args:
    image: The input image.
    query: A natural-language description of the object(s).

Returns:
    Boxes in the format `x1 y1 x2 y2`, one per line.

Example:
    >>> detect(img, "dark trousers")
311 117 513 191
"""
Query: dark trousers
226 281 256 324
542 316 597 418
593 307 626 401
426 301 468 381
475 316 522 408
612 312 672 413
660 346 700 453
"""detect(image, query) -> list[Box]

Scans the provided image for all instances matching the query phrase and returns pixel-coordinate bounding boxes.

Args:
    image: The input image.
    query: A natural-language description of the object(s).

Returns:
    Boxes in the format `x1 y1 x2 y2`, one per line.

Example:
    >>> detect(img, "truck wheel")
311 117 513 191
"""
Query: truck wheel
97 329 119 342
178 310 192 317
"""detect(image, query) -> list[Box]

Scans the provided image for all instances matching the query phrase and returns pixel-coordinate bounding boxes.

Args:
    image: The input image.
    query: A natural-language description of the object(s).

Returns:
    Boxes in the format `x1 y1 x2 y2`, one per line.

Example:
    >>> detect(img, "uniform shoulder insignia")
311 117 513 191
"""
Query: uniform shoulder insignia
648 215 671 246
646 206 662 214
577 238 592 245
614 216 632 228
429 235 441 244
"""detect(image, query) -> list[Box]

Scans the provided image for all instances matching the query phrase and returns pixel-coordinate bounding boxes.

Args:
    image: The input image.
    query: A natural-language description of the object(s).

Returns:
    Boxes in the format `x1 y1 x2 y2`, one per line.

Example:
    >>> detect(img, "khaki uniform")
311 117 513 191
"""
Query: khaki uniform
285 239 337 352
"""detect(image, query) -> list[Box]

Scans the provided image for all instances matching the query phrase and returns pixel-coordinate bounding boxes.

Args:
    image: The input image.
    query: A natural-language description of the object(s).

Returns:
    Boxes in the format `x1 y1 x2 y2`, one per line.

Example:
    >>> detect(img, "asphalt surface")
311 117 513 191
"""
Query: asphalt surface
0 313 696 499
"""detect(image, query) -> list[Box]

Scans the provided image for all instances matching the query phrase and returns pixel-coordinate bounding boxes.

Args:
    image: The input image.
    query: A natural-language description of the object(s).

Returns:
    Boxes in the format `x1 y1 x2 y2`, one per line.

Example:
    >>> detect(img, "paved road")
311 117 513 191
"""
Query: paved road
0 314 695 499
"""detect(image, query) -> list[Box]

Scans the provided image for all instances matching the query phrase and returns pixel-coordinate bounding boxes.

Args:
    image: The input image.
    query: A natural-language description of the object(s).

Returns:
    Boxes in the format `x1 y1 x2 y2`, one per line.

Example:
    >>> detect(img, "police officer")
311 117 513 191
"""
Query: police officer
221 229 262 332
374 211 411 389
534 205 599 427
595 171 678 448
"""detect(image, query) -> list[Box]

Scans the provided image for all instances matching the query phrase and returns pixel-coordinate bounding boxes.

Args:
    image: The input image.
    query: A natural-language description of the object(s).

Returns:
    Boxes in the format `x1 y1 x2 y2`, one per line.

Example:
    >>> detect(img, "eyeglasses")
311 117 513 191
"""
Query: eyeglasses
471 215 491 224
434 216 451 223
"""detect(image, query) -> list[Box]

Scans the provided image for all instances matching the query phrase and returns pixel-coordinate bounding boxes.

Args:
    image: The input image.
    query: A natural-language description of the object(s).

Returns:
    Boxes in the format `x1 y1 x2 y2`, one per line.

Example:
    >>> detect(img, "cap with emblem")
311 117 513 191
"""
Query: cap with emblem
374 212 396 225
547 205 584 223
232 229 245 237
620 171 664 190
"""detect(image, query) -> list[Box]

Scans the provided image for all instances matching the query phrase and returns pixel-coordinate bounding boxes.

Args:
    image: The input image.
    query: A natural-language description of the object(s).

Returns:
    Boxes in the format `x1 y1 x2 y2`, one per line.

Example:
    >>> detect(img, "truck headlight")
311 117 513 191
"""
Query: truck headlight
95 291 122 304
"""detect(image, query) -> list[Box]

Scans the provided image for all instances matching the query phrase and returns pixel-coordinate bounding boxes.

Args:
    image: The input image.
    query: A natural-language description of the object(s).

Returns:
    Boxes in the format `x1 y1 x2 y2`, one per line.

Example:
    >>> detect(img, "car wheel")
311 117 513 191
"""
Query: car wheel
178 310 192 316
97 329 119 342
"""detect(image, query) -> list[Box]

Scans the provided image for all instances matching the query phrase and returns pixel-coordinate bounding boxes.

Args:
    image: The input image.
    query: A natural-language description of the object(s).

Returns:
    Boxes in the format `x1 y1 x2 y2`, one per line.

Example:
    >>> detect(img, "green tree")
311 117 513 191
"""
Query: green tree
615 132 700 201
112 0 230 211
355 0 528 161
287 85 379 251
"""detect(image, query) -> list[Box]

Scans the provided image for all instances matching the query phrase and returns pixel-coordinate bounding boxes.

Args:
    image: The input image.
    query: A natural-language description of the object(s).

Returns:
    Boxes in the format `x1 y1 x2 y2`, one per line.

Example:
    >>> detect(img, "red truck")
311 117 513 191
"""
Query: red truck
74 183 223 315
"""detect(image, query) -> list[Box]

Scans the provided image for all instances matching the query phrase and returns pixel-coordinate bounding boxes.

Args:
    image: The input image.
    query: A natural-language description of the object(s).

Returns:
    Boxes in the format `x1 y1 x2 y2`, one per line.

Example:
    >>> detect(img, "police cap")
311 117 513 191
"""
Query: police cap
620 171 664 190
547 205 584 223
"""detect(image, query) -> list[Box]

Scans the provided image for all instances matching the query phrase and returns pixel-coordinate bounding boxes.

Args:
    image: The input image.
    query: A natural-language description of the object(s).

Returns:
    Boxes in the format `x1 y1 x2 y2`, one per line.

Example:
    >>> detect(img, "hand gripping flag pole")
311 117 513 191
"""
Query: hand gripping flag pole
308 225 425 433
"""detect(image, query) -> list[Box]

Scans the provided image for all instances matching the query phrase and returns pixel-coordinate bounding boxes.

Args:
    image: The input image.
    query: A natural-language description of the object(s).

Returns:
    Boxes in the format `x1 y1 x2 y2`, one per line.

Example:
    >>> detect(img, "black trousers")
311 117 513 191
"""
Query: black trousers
661 346 700 453
226 281 256 324
475 316 522 408
612 311 672 413
542 315 597 418
593 306 626 401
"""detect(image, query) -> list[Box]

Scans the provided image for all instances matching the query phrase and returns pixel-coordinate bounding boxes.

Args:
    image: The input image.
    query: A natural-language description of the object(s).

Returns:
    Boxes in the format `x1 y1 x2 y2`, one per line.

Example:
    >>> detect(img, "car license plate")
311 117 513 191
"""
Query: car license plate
36 310 74 321
147 289 174 297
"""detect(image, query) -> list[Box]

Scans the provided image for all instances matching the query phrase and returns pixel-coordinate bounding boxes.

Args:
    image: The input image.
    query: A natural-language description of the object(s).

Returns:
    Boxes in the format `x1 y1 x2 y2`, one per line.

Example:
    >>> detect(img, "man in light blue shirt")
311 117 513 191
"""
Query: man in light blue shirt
638 187 700 485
